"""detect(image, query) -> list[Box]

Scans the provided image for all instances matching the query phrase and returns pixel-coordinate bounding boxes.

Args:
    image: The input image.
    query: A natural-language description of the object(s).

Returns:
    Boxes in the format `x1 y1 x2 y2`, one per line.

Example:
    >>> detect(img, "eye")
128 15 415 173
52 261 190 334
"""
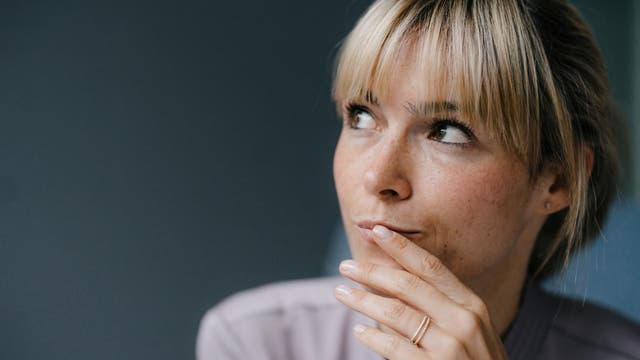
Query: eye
345 104 376 130
428 119 474 145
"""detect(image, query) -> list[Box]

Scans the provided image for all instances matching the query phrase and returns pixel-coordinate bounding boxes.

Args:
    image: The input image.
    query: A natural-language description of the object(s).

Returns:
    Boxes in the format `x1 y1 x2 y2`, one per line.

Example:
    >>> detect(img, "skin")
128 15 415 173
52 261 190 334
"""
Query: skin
332 52 570 359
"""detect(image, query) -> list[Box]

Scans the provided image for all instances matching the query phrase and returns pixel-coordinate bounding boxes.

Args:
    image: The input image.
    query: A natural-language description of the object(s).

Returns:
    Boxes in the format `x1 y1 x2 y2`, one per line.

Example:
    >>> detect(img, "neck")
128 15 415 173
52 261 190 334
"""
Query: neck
472 225 540 336
470 263 529 337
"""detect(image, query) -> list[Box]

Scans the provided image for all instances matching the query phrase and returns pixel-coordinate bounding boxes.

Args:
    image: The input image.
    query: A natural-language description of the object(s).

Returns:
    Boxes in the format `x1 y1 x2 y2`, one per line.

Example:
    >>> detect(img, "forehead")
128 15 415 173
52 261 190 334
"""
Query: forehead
375 46 461 108
343 40 467 122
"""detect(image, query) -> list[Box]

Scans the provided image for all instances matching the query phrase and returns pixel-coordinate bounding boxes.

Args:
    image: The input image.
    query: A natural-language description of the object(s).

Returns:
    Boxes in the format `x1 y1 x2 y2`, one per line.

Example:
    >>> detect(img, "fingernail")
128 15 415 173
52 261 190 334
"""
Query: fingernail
339 260 357 273
334 285 352 297
354 324 366 334
373 225 393 240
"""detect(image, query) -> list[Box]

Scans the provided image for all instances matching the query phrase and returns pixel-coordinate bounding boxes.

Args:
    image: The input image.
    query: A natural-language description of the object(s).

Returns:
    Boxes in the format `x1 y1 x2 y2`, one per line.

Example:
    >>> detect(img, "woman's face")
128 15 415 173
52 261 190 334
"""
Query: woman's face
333 55 549 286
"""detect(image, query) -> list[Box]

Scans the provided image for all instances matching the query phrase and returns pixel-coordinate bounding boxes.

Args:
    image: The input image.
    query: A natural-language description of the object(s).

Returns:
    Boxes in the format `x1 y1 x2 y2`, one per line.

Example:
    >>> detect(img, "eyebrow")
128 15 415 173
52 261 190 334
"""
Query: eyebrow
404 101 459 116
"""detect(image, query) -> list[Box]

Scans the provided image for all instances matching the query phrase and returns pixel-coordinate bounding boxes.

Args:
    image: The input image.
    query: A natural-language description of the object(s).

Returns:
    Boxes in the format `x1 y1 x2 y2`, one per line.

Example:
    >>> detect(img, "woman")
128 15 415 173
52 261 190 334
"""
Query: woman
197 0 640 359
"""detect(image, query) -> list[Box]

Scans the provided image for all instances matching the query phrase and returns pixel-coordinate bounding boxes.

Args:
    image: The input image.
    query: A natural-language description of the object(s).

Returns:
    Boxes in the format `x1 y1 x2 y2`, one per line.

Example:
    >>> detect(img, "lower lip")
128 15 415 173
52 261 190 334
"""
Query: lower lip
357 227 377 244
357 226 421 243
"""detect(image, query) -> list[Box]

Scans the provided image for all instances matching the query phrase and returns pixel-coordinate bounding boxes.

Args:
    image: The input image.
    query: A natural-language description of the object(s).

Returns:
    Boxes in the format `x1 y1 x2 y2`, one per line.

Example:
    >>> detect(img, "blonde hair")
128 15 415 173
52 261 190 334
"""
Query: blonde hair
332 0 619 279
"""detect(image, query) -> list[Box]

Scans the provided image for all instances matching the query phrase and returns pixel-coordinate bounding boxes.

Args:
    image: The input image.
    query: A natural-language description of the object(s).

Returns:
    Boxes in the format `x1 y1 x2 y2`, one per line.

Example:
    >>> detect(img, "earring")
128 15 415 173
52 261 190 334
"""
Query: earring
544 202 552 210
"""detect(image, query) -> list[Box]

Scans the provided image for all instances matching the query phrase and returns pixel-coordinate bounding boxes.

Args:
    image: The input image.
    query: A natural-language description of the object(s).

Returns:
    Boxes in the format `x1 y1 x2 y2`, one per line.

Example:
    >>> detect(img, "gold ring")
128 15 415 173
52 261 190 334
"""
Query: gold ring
410 315 431 345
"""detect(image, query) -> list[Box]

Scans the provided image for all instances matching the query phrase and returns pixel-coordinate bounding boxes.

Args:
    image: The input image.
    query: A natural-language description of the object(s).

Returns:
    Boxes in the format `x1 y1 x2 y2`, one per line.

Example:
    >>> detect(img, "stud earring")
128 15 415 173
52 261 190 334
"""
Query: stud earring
544 202 552 210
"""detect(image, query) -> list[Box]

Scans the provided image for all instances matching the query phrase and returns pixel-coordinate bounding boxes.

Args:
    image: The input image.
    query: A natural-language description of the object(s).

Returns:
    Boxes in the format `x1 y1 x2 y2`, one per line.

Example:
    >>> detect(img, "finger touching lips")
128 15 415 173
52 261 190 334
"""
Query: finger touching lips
369 225 477 311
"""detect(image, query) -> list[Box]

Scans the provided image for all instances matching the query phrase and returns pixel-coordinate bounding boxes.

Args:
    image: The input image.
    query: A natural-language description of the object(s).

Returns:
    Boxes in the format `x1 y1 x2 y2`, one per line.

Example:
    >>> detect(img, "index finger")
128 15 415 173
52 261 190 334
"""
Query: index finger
371 225 477 308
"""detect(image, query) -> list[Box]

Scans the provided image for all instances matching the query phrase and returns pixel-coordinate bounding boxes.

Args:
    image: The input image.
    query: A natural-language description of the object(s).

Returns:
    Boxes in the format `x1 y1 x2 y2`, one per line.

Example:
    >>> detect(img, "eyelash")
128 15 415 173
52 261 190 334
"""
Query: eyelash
343 102 476 148
429 119 476 148
344 103 371 129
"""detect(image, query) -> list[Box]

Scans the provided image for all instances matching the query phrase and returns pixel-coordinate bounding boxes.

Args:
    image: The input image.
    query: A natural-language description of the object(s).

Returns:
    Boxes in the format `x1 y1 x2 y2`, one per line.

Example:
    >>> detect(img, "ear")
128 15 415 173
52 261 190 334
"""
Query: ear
537 169 571 215
537 146 593 215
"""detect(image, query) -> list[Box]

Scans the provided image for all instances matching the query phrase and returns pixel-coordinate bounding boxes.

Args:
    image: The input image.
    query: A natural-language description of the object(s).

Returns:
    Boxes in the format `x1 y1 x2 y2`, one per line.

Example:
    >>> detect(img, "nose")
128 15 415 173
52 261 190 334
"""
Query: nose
363 138 412 201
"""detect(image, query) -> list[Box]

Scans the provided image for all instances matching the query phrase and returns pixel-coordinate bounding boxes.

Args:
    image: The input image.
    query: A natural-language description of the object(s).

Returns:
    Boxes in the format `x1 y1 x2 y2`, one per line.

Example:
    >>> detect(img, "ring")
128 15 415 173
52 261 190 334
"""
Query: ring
410 315 431 345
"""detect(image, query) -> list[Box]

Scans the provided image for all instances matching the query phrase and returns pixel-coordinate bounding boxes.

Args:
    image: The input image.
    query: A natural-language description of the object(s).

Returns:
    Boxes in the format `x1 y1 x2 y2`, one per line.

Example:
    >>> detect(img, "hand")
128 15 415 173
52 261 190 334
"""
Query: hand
333 225 509 359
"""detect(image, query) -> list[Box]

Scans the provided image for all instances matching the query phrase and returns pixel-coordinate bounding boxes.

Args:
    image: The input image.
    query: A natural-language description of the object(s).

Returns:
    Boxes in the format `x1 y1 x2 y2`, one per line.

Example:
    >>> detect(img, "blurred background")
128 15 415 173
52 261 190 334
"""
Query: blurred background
0 1 637 359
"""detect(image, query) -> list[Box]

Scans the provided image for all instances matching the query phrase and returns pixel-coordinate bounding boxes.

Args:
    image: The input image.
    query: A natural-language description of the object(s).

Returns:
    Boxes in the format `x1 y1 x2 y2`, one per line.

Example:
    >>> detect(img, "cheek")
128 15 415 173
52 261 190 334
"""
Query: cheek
333 135 368 200
447 167 529 224
333 137 350 198
333 136 361 219
416 163 532 275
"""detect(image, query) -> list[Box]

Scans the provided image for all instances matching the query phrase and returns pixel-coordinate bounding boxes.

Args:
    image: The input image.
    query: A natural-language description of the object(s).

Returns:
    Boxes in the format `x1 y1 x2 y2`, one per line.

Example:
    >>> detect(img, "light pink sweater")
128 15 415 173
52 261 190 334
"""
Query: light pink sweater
197 277 381 360
197 276 640 360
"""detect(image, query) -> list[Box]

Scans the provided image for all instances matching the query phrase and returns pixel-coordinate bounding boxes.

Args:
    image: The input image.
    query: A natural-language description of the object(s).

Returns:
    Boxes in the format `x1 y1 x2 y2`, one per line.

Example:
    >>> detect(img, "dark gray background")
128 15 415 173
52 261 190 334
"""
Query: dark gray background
0 1 635 359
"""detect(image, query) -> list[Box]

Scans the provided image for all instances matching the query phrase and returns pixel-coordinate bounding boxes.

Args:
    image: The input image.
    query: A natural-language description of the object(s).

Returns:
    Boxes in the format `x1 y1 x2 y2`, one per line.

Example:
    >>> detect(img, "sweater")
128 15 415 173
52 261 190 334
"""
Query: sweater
197 276 640 359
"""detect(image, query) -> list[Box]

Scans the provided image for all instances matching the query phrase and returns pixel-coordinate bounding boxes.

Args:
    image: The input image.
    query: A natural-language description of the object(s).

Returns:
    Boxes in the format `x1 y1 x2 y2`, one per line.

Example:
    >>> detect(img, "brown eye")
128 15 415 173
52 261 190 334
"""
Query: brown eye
428 120 474 145
351 110 375 129
345 104 376 130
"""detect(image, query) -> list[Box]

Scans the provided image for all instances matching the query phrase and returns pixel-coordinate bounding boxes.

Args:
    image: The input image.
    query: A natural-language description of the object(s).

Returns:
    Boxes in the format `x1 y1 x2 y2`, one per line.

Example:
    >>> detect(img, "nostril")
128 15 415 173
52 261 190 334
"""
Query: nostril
379 189 399 197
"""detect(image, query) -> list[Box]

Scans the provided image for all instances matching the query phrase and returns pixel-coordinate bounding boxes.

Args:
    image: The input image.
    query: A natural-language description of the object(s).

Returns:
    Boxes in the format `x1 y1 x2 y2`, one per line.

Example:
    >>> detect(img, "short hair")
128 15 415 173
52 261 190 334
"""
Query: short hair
332 0 619 279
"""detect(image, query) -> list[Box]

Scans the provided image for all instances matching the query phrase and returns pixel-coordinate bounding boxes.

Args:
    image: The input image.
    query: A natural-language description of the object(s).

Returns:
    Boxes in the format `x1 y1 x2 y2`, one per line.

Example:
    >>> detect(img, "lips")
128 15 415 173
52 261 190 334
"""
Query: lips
356 220 421 242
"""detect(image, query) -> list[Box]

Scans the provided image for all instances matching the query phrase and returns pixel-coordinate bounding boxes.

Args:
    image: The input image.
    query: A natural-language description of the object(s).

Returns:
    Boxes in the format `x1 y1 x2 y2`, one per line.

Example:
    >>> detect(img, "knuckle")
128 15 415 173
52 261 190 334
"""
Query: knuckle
420 253 444 274
469 296 490 320
351 288 367 301
383 300 407 320
361 262 377 280
382 334 402 354
458 310 482 339
395 236 410 250
441 335 465 357
395 273 420 293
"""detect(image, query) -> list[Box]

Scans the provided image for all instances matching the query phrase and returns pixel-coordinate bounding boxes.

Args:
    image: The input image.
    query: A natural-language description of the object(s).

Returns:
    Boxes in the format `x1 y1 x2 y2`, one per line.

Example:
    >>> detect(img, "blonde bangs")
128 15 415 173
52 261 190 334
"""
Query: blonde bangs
332 0 548 168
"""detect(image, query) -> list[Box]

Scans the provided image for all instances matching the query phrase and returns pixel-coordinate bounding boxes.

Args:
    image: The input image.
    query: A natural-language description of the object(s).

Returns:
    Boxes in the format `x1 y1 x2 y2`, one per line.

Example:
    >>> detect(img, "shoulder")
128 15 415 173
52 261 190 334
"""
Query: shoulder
196 277 374 360
545 291 640 360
